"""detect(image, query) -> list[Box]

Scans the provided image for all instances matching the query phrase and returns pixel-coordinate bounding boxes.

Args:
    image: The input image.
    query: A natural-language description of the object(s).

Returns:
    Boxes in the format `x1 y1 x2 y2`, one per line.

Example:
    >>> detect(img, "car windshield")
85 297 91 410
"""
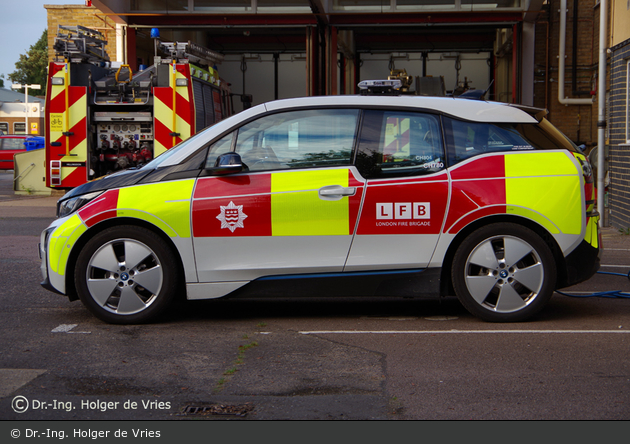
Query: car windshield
142 108 258 170
141 127 214 169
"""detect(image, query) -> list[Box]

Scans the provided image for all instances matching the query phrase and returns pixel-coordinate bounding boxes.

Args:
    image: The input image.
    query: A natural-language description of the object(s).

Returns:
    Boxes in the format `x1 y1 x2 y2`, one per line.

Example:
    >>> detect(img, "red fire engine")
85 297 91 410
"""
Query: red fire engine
45 26 231 188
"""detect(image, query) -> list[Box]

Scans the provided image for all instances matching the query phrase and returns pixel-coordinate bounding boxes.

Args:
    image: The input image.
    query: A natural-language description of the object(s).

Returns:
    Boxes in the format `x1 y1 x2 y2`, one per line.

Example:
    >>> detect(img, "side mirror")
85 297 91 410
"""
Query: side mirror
207 152 244 176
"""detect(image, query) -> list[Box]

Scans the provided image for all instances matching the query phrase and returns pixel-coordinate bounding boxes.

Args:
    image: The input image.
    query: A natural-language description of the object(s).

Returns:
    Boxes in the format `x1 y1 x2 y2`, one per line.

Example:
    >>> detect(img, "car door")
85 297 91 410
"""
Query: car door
345 110 449 271
191 108 365 282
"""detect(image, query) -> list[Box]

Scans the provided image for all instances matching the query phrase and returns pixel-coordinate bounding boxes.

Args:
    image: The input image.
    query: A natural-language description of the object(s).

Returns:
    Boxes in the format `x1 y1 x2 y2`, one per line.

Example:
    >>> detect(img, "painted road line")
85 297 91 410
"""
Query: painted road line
299 330 630 335
51 324 91 334
51 324 77 333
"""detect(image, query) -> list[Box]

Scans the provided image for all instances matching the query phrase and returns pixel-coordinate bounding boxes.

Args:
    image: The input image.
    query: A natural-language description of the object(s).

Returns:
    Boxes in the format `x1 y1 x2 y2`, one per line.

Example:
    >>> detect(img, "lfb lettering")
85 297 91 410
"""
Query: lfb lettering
376 202 430 220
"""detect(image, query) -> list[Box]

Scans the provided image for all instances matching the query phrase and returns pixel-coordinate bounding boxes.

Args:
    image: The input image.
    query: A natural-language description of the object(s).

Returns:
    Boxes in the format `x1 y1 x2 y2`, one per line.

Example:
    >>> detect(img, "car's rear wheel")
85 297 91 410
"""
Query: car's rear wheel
75 226 179 324
452 223 556 322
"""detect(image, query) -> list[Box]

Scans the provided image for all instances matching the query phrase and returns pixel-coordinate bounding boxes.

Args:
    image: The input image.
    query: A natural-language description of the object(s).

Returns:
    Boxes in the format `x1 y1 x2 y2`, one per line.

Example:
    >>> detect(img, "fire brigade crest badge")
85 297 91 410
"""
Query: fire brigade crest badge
217 201 248 232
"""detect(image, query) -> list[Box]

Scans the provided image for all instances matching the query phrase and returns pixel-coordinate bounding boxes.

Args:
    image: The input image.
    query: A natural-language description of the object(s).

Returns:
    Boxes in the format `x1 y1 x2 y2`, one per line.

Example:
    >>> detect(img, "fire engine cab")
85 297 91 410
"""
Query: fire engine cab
45 25 231 189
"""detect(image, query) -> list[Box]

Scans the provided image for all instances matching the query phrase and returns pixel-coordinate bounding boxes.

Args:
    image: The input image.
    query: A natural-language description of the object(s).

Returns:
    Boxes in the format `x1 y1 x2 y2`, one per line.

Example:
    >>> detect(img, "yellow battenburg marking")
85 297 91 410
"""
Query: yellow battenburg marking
505 152 582 235
584 214 599 248
117 180 195 237
153 94 170 156
48 214 87 275
271 169 349 236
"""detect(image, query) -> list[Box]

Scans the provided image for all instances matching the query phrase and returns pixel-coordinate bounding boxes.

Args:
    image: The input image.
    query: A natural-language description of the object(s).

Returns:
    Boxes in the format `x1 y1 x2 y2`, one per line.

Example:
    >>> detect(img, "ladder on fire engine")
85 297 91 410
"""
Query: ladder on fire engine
158 41 224 67
53 25 110 63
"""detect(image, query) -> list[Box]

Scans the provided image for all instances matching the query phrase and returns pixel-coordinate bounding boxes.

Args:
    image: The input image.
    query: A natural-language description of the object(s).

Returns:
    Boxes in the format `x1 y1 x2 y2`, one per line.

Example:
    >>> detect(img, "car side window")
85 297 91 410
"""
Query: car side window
204 132 234 168
444 117 535 166
232 109 359 171
356 110 445 179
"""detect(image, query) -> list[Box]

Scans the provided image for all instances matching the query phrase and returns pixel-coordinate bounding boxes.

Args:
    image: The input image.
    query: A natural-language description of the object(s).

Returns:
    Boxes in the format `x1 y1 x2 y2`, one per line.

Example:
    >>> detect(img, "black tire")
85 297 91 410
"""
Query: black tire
451 223 556 322
75 225 180 324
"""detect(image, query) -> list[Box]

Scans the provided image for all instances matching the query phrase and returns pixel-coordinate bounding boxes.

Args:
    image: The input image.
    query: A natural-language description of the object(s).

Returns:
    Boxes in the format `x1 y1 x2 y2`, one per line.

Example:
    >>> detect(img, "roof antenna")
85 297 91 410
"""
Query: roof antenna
459 79 494 101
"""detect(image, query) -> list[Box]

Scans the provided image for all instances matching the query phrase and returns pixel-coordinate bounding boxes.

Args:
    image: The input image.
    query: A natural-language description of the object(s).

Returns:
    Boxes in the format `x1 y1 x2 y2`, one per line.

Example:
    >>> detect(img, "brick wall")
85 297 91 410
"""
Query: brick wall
608 39 630 229
45 5 118 63
0 117 45 136
533 0 601 149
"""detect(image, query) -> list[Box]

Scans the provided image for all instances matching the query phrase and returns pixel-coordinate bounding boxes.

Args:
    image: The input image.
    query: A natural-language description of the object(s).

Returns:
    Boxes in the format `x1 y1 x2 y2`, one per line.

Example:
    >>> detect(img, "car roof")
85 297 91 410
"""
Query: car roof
264 95 539 124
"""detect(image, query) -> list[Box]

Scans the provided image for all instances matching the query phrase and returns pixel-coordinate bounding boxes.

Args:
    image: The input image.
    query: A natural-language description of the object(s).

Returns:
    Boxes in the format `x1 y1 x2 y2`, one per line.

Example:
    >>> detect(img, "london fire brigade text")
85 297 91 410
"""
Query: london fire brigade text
376 202 431 220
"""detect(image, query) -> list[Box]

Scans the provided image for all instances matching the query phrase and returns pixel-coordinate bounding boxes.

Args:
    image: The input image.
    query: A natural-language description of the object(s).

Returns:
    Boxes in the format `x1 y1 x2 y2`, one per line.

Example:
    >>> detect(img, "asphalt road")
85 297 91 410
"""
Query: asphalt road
0 170 629 420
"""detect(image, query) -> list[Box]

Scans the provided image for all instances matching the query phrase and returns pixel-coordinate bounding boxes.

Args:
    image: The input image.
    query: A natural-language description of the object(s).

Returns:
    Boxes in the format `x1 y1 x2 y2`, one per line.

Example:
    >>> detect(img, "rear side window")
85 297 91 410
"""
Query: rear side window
356 110 445 179
444 117 535 166
516 118 579 153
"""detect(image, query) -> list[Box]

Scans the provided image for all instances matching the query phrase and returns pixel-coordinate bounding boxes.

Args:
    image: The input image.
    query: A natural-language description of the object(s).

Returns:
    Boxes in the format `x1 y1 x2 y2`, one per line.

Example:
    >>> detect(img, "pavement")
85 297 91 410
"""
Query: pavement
0 170 59 218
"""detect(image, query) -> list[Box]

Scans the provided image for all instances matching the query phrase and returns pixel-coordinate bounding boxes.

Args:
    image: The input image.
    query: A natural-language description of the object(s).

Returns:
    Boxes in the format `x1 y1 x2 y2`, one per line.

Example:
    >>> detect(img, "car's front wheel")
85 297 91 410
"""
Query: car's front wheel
452 223 556 322
75 226 179 324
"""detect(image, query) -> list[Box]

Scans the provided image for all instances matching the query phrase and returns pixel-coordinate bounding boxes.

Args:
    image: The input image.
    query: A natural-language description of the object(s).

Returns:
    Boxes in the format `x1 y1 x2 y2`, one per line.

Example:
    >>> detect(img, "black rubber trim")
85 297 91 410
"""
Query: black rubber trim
560 239 601 288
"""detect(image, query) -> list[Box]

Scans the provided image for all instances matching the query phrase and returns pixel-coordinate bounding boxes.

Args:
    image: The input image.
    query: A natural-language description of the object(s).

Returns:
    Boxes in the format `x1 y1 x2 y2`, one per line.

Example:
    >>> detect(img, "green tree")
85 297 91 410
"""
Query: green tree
8 30 48 95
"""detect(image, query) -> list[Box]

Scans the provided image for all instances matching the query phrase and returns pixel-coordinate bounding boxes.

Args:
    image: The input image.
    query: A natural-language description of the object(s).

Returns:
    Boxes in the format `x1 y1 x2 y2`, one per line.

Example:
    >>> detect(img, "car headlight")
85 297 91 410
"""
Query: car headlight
57 191 104 218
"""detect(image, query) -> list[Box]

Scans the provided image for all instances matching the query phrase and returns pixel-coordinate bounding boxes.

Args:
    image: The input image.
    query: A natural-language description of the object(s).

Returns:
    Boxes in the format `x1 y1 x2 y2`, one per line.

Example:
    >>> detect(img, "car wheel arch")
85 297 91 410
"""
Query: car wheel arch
439 214 566 298
64 217 186 302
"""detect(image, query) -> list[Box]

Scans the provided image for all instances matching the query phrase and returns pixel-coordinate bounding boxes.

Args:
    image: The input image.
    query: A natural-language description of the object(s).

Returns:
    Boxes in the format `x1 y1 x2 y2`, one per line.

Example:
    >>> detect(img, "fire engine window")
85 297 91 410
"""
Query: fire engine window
356 110 445 179
233 109 359 171
204 132 234 168
444 117 535 166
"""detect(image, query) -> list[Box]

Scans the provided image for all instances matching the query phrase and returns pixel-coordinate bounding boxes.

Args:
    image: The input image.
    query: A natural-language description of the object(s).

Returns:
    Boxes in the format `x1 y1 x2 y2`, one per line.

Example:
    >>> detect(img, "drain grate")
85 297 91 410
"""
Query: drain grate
180 403 254 417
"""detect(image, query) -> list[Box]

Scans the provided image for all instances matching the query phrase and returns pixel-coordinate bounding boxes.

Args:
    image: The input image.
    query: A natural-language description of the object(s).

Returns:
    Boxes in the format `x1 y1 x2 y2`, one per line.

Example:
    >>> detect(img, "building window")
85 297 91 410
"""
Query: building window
194 0 252 12
0 122 8 134
13 122 26 135
333 0 394 11
333 0 522 11
256 0 311 13
130 0 188 11
459 0 521 9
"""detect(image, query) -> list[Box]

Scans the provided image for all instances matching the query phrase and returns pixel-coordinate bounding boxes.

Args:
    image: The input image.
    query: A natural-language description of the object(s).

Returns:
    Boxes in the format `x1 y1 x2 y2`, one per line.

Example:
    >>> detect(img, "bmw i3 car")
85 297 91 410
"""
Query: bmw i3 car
39 86 601 323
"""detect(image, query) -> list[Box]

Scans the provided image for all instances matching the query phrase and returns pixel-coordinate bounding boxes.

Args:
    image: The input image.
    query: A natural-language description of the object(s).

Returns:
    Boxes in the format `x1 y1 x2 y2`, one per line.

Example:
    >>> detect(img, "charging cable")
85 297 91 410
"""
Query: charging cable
556 270 630 299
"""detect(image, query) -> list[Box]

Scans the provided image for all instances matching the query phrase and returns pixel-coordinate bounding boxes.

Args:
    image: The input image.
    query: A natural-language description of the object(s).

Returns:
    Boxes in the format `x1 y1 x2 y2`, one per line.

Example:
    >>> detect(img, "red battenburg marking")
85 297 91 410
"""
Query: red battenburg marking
78 189 120 227
444 178 507 233
448 206 507 234
192 174 272 237
357 178 448 235
450 154 505 180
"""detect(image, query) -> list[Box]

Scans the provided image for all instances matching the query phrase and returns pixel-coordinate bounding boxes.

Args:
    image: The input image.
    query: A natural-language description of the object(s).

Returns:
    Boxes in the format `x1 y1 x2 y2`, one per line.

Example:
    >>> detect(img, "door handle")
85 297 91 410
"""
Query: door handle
318 185 356 201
